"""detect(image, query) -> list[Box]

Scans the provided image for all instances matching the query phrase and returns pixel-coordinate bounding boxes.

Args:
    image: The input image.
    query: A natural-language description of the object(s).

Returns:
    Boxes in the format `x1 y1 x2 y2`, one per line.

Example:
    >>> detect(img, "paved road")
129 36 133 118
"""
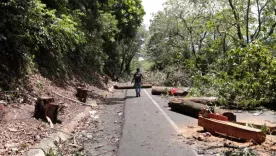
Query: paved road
118 89 198 156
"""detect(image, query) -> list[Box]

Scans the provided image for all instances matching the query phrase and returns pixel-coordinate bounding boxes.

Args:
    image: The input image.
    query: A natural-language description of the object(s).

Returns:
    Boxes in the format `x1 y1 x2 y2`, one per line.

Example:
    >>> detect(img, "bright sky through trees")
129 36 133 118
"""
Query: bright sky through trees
142 0 166 28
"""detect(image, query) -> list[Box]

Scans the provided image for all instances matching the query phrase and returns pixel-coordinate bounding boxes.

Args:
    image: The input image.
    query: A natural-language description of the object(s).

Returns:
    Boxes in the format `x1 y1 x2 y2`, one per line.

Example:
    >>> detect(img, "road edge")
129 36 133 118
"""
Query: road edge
26 89 128 156
26 106 93 156
115 89 128 156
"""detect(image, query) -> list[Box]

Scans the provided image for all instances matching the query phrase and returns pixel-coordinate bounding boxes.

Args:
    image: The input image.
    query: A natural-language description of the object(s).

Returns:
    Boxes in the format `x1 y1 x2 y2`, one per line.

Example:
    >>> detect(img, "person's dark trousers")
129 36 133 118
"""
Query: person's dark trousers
134 83 141 97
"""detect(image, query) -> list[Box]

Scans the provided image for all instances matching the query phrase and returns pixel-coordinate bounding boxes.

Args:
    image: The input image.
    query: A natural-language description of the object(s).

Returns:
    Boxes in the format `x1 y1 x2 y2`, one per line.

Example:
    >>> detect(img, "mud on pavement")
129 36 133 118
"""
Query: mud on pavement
58 90 126 156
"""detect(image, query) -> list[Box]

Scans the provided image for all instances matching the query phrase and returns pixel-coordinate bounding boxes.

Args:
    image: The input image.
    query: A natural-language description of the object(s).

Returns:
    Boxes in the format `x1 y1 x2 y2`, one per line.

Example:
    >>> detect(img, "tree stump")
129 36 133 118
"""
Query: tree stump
104 76 109 85
76 87 88 103
34 97 59 123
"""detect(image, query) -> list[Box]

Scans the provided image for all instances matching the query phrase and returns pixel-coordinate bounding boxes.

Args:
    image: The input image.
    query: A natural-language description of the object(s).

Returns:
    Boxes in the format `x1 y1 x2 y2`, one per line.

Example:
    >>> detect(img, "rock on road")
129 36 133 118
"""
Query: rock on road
118 89 198 156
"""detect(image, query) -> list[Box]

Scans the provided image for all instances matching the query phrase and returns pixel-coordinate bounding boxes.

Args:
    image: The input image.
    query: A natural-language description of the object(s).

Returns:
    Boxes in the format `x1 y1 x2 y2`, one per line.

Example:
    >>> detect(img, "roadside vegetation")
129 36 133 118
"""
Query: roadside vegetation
145 0 276 108
0 0 145 89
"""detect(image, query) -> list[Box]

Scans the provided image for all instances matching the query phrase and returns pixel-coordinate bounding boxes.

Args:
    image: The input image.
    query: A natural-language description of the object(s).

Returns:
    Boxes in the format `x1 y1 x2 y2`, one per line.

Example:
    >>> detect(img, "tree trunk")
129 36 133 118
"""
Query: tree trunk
76 87 88 103
114 84 152 89
246 0 251 43
120 56 125 74
170 97 218 105
34 97 59 123
151 86 189 96
168 99 230 118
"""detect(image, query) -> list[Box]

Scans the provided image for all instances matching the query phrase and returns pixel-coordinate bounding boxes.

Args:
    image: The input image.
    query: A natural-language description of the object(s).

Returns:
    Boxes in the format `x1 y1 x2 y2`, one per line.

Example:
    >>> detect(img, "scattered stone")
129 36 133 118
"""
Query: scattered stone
7 128 18 132
118 112 123 116
95 145 104 149
223 141 232 147
35 135 41 141
5 143 17 149
202 132 211 137
86 134 93 139
193 135 204 141
253 113 260 116
11 148 18 153
0 101 7 106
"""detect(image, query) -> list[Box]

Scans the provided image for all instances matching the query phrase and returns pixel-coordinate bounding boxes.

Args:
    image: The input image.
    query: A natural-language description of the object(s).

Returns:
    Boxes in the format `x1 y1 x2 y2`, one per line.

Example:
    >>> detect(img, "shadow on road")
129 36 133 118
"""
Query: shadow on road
169 108 198 119
125 96 139 99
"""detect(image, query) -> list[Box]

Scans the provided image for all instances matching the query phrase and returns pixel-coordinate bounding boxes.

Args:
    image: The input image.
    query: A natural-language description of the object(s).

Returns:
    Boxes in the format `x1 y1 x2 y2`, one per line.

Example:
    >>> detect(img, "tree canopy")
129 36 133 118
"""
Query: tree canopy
0 0 145 88
147 0 276 107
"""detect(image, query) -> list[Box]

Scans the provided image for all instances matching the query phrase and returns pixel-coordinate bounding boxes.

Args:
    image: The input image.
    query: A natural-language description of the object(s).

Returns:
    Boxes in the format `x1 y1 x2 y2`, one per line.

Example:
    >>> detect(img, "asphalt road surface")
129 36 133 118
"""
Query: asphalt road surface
118 89 198 156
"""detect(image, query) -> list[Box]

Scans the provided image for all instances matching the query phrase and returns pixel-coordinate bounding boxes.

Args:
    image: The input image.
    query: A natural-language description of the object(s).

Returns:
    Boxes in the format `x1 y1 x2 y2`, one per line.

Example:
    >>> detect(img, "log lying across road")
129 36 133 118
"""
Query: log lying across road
198 116 266 144
114 84 152 89
151 86 189 96
169 99 205 117
168 98 234 120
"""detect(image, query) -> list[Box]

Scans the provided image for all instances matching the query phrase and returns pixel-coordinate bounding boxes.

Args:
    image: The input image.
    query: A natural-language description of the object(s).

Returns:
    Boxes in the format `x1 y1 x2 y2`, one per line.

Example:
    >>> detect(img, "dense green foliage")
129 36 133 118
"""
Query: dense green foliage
0 0 145 88
146 0 276 107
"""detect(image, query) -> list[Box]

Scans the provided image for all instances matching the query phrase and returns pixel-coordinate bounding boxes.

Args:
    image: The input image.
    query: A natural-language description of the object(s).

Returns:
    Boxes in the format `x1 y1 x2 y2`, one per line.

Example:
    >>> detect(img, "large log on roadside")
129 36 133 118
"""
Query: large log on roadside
114 84 152 89
34 97 59 123
168 99 235 120
151 86 172 95
198 116 266 144
151 86 189 96
171 97 218 105
169 99 206 117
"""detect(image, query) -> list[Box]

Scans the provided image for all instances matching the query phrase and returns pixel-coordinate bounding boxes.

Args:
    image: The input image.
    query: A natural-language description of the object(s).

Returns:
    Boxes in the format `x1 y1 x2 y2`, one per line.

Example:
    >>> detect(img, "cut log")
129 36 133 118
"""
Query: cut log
223 112 237 122
172 97 218 105
198 116 266 144
169 99 206 117
235 122 276 134
114 84 152 89
34 97 59 123
76 87 88 103
152 86 172 95
151 86 189 96
168 99 235 121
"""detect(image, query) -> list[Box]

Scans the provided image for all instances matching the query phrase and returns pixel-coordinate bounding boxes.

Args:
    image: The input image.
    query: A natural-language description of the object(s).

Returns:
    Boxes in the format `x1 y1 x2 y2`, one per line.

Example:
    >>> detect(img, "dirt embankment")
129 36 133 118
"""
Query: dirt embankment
0 74 116 155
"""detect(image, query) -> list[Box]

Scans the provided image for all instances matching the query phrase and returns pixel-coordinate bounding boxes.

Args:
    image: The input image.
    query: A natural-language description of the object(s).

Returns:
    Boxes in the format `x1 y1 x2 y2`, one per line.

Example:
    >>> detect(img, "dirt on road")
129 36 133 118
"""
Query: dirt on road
58 90 125 156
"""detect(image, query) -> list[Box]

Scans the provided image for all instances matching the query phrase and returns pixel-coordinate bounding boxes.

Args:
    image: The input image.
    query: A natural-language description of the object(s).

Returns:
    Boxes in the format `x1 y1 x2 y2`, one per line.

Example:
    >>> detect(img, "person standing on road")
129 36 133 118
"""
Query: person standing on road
131 68 143 97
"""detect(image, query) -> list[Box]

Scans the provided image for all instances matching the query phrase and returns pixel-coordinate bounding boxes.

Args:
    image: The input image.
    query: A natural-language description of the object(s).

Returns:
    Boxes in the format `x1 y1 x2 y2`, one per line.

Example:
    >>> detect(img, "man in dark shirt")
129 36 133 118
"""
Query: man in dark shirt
131 68 143 97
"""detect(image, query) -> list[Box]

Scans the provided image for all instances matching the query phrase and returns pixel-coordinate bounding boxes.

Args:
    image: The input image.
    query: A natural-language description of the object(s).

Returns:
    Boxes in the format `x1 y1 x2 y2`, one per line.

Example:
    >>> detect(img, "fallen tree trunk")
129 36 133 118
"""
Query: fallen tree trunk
114 84 152 89
168 99 234 120
198 116 266 144
169 99 206 117
151 86 172 95
151 86 189 96
171 97 218 105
